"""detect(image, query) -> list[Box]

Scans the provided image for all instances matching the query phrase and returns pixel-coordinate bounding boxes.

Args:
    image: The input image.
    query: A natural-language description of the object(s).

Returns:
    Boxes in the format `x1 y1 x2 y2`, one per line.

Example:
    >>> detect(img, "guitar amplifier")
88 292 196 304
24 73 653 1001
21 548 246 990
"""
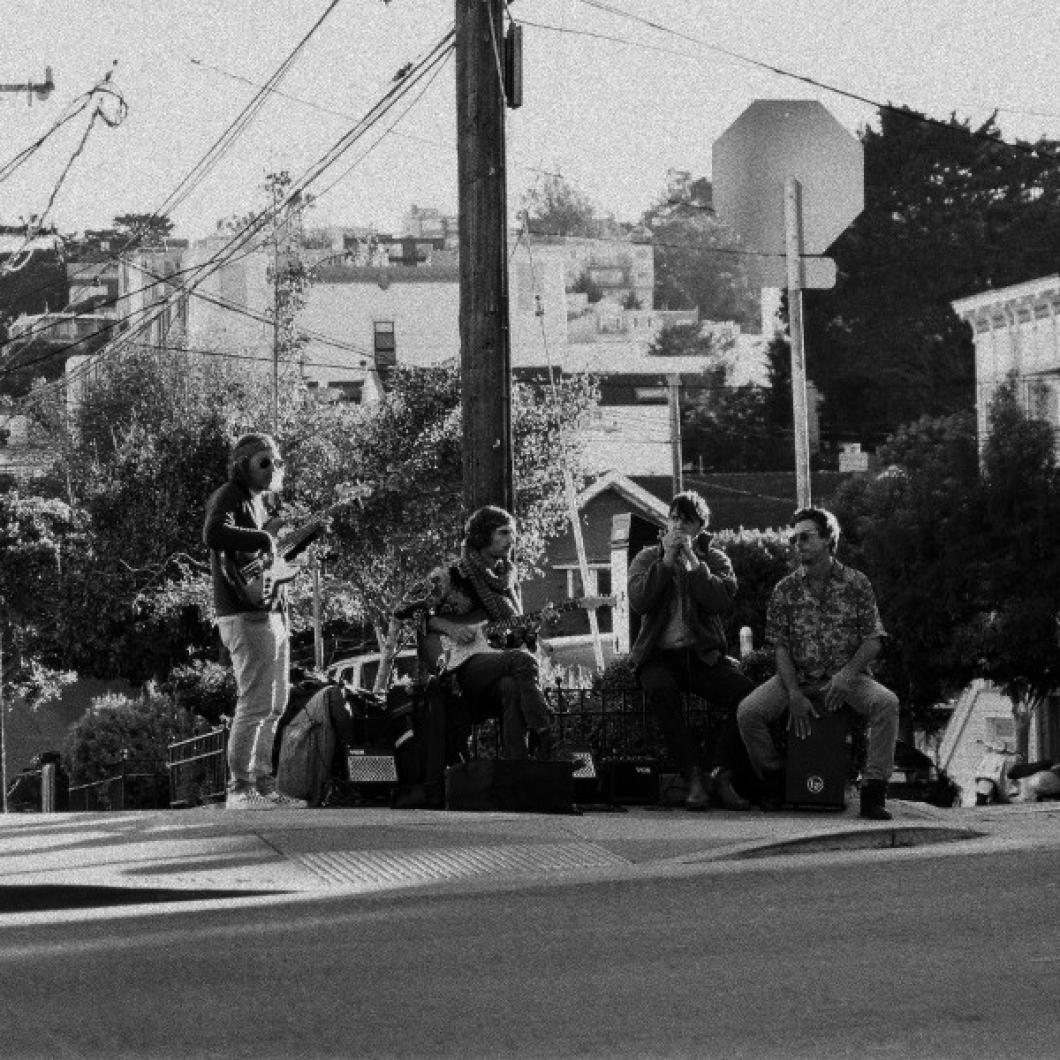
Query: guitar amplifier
445 759 575 814
599 759 660 805
347 749 398 785
785 708 850 810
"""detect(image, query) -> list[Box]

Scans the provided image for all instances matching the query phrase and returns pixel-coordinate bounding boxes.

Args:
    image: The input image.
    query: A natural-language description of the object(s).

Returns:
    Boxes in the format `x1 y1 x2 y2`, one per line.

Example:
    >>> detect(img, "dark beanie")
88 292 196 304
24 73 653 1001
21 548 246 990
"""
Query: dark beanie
228 432 277 478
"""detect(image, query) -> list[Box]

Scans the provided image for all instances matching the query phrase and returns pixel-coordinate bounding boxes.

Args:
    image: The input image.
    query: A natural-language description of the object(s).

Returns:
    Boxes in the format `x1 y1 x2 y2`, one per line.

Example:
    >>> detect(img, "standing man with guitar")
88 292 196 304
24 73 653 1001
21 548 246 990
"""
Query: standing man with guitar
396 506 574 762
204 432 306 810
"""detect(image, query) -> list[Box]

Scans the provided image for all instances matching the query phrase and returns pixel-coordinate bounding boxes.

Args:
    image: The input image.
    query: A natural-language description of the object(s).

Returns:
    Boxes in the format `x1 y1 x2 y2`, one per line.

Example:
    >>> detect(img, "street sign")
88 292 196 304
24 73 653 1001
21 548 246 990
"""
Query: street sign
712 99 863 256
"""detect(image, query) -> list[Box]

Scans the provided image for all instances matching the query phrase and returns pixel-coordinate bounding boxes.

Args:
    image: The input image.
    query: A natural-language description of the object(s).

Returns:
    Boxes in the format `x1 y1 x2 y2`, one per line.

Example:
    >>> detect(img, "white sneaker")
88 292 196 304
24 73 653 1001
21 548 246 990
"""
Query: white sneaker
262 789 309 809
255 777 310 809
226 786 276 811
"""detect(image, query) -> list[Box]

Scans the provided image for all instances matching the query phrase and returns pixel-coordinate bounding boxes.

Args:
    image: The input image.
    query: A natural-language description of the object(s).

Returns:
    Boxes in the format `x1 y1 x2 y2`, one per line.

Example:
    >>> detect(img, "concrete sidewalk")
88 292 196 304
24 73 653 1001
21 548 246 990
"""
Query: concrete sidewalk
2 797 1058 915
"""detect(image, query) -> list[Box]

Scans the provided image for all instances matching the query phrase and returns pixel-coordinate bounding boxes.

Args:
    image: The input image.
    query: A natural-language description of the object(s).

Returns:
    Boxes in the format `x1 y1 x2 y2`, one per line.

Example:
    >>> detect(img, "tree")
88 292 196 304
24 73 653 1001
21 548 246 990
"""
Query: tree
831 412 983 728
641 175 758 326
112 213 174 248
23 344 288 683
803 108 1060 444
300 364 599 678
0 491 79 803
62 687 208 784
682 383 791 472
520 174 596 237
971 380 1060 756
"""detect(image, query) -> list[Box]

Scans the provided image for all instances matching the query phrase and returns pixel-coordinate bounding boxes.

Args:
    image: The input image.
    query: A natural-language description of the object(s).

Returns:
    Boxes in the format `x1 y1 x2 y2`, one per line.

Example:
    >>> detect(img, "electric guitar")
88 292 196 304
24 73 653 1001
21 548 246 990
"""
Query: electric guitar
429 595 614 672
224 484 370 609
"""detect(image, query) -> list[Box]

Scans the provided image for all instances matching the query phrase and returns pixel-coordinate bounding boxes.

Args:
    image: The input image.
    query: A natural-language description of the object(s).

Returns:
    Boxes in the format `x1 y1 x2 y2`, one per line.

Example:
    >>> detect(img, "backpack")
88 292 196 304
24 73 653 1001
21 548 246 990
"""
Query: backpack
276 685 344 805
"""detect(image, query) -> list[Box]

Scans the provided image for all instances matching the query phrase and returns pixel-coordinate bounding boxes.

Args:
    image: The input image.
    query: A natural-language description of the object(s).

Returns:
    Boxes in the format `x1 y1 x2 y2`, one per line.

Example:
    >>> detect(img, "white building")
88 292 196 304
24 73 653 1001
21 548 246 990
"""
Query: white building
951 274 1060 452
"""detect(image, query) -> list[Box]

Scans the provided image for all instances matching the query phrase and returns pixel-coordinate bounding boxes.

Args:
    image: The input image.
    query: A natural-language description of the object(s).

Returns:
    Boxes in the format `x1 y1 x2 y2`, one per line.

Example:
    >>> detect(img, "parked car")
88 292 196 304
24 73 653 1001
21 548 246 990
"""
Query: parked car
326 649 418 691
888 740 959 807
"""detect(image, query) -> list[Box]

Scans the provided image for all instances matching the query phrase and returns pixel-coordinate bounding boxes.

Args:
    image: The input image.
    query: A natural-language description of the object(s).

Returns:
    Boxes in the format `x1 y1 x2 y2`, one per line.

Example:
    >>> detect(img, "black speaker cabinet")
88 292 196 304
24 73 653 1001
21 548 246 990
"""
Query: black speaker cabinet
445 759 575 814
599 758 660 805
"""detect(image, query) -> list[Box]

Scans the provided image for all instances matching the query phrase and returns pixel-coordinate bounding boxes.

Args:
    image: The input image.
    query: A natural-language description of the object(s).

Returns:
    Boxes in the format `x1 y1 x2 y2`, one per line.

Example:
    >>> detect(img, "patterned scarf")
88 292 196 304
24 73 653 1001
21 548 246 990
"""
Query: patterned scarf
457 545 519 622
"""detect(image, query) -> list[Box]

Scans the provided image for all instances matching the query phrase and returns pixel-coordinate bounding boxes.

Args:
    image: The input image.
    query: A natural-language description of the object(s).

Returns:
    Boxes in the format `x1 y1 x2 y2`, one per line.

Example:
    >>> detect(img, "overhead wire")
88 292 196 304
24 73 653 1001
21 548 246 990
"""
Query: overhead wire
4 23 459 408
0 0 344 342
567 0 1059 159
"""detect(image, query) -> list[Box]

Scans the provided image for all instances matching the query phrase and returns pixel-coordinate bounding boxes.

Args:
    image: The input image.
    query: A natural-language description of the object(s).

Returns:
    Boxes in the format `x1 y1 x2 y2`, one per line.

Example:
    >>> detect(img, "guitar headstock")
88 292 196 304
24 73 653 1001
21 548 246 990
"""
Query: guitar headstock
336 480 374 508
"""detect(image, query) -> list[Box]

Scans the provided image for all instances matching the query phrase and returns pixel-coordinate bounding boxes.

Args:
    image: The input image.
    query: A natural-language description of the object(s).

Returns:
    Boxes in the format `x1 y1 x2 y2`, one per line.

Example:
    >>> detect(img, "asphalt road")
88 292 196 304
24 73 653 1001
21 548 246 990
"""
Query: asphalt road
3 845 1060 1059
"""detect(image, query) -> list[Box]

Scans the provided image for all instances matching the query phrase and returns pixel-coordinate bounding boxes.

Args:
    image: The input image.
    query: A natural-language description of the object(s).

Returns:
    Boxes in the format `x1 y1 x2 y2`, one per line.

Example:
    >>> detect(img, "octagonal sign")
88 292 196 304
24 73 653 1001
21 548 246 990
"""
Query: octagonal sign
712 100 863 255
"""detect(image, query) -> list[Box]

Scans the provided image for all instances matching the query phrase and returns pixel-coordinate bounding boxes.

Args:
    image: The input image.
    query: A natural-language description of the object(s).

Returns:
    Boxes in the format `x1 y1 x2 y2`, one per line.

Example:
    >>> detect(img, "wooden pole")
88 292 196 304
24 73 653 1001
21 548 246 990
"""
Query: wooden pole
668 373 683 495
784 177 812 508
456 0 513 513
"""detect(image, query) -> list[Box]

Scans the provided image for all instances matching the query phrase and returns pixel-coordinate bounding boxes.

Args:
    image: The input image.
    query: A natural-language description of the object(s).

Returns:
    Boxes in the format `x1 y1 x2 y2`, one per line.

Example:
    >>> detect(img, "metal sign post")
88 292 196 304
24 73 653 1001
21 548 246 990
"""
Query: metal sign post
784 178 812 508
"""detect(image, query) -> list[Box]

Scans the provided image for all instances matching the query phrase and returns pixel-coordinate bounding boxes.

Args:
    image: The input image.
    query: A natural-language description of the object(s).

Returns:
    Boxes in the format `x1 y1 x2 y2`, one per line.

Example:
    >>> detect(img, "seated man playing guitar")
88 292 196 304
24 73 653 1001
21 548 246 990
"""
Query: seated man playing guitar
203 432 307 811
395 506 575 763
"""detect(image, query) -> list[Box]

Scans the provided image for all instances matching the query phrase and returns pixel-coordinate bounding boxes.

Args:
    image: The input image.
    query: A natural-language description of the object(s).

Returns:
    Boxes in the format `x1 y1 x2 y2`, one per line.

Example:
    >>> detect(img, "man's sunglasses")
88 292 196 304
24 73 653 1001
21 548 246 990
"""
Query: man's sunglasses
789 530 819 544
252 456 284 470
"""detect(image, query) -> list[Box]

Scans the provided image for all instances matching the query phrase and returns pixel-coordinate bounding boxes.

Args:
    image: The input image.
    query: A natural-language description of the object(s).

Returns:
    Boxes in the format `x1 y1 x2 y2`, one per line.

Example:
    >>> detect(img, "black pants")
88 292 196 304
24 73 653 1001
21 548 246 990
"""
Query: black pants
638 648 753 779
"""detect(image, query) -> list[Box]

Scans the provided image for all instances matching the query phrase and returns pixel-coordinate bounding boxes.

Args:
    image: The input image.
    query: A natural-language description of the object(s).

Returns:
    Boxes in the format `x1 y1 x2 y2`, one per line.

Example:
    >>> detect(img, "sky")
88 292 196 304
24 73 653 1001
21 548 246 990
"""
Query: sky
1 0 1059 241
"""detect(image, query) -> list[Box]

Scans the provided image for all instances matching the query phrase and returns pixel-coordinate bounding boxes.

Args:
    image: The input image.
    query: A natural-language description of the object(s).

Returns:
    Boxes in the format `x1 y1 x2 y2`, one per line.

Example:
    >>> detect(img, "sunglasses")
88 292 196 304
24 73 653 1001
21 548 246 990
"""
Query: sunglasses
789 530 820 544
252 456 284 471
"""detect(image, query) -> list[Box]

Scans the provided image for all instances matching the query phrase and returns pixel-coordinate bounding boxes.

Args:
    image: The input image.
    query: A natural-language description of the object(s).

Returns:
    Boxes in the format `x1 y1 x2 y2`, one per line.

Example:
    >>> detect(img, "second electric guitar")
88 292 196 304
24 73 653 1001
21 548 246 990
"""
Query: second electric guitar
429 596 614 672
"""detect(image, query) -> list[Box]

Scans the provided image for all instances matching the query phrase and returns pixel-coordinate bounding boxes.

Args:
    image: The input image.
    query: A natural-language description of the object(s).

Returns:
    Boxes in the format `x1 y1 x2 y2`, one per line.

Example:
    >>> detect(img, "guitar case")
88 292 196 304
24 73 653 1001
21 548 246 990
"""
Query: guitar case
445 758 576 814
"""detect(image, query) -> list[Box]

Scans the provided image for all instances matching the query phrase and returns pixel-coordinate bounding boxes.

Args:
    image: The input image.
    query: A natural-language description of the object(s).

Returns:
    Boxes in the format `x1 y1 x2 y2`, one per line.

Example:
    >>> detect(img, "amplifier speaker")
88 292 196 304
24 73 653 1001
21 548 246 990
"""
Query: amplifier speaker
347 749 398 785
599 758 659 805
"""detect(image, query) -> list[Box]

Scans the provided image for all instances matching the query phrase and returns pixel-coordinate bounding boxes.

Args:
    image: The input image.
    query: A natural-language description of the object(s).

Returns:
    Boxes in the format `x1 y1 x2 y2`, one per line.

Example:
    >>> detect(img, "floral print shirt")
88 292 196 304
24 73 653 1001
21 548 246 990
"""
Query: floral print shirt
765 559 886 683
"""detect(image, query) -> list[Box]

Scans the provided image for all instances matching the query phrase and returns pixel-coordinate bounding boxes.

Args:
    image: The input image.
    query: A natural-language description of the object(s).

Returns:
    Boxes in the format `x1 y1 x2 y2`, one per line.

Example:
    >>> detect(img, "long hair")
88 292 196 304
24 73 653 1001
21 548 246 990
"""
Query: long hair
462 506 515 552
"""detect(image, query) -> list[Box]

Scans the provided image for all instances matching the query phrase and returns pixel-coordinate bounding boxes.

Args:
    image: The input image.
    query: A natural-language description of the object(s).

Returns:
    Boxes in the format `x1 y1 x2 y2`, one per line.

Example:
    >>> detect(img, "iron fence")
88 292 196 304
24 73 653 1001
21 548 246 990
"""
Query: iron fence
67 758 170 812
167 724 229 807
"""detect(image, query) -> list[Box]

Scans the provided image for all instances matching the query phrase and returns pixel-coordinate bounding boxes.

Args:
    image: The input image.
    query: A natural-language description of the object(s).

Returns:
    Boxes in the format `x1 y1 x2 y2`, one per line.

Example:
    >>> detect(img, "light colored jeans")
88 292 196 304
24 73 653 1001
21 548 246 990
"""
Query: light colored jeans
737 674 899 784
218 612 290 785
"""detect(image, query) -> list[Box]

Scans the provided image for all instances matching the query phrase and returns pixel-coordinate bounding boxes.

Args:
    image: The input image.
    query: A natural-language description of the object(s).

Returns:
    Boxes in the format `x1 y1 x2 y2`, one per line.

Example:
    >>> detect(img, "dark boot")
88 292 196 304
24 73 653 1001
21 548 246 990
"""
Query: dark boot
685 766 710 810
534 729 584 769
860 780 892 821
760 769 785 812
710 767 751 811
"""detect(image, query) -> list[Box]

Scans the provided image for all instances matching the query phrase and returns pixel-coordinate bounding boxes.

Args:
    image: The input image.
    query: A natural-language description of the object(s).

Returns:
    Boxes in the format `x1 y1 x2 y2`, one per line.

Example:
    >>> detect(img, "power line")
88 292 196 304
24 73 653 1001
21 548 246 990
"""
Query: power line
3 26 459 405
557 0 1059 160
0 0 342 335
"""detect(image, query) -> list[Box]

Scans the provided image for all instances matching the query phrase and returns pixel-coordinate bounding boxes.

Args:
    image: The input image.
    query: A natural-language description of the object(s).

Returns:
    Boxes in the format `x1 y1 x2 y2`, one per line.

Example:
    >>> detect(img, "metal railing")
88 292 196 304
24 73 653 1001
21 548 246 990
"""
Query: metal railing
67 757 169 812
167 723 229 807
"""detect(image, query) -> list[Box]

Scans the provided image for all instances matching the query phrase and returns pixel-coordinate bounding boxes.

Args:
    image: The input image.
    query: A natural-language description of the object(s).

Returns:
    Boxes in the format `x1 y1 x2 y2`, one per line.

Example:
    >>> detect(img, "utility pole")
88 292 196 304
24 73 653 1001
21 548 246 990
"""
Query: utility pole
456 0 512 513
667 373 683 495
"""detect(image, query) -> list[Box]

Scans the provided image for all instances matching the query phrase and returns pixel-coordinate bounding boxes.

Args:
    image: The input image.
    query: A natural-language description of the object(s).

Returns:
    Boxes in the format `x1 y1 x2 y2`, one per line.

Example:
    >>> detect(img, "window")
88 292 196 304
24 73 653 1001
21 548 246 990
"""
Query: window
373 320 396 368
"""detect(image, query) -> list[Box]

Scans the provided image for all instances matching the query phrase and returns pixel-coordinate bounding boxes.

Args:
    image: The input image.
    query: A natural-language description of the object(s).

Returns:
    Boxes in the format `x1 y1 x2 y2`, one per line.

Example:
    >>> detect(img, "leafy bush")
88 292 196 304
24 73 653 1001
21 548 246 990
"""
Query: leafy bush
162 660 236 727
62 687 211 784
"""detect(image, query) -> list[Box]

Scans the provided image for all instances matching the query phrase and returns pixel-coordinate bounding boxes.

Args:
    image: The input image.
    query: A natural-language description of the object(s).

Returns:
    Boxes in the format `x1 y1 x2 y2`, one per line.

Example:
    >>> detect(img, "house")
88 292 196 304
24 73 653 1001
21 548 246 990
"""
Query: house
936 680 1060 806
947 275 1060 778
951 274 1060 453
522 471 668 671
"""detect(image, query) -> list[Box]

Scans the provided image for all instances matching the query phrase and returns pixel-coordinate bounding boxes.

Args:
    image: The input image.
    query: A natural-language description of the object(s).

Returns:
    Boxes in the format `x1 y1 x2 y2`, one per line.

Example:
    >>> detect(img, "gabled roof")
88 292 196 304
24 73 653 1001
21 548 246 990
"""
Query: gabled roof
578 470 668 521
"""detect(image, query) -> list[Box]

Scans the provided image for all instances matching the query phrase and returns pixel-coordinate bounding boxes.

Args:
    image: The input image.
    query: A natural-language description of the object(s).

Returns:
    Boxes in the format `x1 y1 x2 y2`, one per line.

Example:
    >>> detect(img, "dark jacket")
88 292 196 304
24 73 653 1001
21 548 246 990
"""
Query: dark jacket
203 475 282 617
627 532 738 670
